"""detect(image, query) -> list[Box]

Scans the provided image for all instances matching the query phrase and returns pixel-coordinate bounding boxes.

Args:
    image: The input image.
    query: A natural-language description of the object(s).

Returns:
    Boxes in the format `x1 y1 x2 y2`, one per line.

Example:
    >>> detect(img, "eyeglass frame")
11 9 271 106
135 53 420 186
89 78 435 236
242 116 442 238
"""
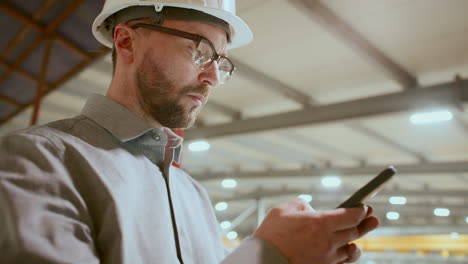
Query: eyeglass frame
130 23 236 81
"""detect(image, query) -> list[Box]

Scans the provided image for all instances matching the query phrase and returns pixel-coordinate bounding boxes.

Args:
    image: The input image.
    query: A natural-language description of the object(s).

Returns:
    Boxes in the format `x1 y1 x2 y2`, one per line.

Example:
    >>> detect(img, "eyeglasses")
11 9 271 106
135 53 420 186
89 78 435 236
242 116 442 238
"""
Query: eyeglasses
131 23 235 84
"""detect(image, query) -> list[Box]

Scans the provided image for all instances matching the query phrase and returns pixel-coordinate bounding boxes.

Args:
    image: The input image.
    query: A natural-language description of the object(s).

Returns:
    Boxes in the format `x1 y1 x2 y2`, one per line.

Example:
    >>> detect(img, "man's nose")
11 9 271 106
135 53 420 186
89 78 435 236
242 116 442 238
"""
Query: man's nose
198 60 221 87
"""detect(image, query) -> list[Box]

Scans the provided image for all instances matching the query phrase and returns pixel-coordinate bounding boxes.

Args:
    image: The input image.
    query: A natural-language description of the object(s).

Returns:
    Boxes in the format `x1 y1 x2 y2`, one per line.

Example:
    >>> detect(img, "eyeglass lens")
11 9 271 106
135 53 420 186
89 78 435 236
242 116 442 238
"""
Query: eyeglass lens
195 39 233 84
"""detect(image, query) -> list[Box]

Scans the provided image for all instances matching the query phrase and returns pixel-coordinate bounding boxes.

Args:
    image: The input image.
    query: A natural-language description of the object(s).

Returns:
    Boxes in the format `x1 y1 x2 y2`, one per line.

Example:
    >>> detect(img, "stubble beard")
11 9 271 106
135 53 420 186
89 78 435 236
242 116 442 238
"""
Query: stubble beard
135 55 206 129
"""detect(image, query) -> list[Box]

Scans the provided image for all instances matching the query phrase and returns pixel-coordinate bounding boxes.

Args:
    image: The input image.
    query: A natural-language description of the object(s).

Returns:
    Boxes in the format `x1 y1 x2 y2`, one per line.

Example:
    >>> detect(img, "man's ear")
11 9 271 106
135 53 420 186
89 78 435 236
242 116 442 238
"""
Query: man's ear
113 24 135 65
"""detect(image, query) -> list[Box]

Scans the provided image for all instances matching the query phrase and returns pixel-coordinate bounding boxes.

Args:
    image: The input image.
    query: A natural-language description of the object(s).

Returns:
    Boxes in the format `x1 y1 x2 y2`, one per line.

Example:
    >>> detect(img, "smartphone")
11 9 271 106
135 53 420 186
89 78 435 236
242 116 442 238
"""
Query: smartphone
337 166 397 208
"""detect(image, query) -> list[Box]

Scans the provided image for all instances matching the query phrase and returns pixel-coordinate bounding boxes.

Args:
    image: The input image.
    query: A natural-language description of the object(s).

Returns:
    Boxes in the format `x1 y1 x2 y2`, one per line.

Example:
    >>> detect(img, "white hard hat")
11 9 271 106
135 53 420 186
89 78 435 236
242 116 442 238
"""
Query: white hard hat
92 0 253 50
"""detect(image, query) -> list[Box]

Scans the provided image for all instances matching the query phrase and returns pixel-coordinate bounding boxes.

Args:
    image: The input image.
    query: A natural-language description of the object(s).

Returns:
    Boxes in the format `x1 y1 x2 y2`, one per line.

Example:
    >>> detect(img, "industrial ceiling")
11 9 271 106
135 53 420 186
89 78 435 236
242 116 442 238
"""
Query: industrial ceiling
0 0 467 263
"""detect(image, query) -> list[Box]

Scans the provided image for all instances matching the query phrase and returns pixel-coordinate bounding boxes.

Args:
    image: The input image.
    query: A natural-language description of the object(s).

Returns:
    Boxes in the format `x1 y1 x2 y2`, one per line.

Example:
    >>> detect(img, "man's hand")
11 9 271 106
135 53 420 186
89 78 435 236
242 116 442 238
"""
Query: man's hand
253 198 379 264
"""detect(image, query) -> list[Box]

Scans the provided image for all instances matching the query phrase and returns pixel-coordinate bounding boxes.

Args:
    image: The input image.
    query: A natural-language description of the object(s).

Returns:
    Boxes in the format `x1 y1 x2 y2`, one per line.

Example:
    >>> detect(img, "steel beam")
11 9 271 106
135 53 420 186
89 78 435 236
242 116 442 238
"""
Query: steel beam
359 253 467 264
453 111 468 135
278 130 366 163
373 226 468 236
234 224 468 237
0 0 87 85
349 123 426 161
0 49 109 127
256 198 266 228
31 38 53 126
0 1 89 60
0 59 53 88
0 94 22 107
227 136 325 166
185 79 468 140
219 202 468 223
0 0 57 58
194 161 468 181
211 186 468 203
221 203 257 235
232 58 315 107
289 0 418 89
206 100 242 120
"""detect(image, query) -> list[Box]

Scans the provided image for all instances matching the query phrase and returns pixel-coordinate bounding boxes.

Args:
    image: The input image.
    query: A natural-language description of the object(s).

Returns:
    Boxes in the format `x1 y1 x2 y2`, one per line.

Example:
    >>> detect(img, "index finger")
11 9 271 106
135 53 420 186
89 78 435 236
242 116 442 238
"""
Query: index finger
321 206 368 231
273 197 315 215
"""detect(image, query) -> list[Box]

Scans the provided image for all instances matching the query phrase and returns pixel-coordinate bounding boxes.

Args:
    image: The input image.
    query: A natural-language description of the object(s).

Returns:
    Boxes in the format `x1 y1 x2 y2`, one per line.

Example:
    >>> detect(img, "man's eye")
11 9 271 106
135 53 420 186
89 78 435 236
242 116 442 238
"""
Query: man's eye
220 64 231 72
191 49 200 61
186 43 195 55
193 49 210 64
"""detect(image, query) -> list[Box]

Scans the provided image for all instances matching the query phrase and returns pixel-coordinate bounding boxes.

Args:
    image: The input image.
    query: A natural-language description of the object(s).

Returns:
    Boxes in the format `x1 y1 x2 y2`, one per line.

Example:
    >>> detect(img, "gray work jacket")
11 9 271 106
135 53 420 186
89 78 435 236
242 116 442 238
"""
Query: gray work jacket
0 94 287 264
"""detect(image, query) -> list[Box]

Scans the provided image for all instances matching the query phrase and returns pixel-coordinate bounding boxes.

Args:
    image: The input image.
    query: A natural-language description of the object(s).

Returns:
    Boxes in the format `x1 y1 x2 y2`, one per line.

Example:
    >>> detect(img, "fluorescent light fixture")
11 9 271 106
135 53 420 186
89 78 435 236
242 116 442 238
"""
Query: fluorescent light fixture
466 217 468 223
410 110 453 125
226 231 238 240
298 194 313 203
215 202 228 211
434 208 450 217
389 196 407 205
386 211 400 220
321 176 341 188
222 179 237 189
188 140 210 152
220 221 231 229
450 232 459 239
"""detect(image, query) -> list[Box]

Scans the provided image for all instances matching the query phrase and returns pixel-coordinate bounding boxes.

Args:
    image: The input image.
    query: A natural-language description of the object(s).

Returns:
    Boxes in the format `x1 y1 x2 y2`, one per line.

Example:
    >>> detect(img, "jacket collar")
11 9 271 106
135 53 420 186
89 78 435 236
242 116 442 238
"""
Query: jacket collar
81 94 183 164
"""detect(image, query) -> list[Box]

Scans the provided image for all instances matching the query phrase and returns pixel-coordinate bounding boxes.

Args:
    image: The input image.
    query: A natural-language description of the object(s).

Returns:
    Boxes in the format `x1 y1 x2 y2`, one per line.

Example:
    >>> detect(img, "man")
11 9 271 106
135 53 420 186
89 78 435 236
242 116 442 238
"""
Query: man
0 0 379 263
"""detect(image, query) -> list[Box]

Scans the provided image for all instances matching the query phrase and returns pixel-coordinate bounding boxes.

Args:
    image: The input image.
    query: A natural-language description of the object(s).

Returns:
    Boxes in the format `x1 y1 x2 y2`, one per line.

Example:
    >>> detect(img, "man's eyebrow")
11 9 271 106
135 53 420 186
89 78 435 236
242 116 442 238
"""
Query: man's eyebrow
185 29 226 56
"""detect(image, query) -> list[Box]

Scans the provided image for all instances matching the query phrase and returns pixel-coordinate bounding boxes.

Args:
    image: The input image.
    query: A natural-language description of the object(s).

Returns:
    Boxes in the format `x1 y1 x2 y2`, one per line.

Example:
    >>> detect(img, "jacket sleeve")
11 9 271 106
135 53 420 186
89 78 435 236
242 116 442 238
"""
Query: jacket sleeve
0 133 100 264
221 236 289 264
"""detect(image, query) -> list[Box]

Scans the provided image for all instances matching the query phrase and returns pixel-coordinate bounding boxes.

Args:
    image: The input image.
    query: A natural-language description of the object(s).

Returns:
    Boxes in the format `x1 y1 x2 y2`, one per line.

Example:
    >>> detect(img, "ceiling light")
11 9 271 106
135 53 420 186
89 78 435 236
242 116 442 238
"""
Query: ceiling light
410 110 453 125
321 176 341 188
386 211 400 220
434 208 450 217
466 217 468 224
298 194 312 203
389 196 407 205
188 140 210 152
450 232 459 239
220 221 231 229
226 231 238 240
215 202 228 211
222 179 237 189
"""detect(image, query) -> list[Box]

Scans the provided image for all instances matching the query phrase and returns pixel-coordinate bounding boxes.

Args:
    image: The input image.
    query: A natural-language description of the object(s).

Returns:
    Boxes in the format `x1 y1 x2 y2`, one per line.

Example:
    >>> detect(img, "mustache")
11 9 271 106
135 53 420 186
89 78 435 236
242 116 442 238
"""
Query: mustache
182 85 209 97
